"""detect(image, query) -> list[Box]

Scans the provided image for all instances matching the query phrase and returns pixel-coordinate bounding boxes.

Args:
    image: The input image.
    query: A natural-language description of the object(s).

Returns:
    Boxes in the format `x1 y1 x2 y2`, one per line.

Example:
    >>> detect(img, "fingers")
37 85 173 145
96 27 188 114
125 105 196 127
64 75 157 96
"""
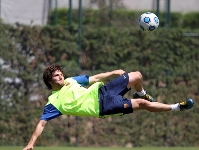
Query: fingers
23 146 33 150
116 69 125 76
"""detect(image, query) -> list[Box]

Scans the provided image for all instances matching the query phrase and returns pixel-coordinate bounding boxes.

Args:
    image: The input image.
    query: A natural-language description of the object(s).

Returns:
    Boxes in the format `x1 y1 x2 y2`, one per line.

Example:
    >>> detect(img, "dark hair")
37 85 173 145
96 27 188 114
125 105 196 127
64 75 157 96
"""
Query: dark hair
43 64 63 89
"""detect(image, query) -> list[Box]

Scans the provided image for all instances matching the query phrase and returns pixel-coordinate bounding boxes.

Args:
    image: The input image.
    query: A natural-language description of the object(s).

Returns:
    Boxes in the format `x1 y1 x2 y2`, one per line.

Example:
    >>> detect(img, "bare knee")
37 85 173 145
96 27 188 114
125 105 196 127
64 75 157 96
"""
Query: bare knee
127 71 143 88
128 71 142 80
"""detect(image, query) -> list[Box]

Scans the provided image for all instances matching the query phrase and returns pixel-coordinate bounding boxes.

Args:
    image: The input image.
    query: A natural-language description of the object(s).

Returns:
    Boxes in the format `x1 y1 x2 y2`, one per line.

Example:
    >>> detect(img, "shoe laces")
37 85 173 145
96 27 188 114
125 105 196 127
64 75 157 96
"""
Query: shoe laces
180 101 187 106
144 94 151 99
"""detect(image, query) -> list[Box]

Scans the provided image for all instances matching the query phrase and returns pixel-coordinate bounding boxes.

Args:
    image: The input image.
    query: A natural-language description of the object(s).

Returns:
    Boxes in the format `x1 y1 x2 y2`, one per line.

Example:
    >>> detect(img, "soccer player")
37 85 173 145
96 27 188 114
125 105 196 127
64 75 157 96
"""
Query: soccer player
23 64 194 150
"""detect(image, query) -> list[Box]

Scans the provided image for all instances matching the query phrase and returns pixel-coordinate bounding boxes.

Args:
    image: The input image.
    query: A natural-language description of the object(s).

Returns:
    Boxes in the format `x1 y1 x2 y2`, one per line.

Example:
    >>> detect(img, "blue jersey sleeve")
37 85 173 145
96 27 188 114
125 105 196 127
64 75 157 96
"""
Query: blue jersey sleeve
73 74 89 86
40 104 62 121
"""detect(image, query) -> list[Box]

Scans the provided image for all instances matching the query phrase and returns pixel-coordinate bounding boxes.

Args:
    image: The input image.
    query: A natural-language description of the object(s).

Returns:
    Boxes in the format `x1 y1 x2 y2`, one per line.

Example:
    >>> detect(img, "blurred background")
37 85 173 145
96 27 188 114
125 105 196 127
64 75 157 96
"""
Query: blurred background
0 0 199 148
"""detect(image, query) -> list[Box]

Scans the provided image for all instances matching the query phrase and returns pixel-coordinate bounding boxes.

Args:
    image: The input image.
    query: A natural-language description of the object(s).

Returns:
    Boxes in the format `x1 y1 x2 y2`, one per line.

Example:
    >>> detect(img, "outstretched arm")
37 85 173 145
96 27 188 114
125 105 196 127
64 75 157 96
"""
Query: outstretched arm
89 69 125 84
23 120 47 150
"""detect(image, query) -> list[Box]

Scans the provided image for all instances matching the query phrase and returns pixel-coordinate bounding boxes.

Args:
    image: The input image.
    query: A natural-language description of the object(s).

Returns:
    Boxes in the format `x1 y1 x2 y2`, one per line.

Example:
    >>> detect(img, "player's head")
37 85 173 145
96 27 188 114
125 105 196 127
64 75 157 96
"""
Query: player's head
43 64 64 89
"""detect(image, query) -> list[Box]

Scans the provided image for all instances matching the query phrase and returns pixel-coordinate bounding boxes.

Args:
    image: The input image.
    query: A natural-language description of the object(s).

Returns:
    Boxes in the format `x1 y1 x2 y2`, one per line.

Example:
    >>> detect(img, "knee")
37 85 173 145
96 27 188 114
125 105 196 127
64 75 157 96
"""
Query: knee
128 71 142 81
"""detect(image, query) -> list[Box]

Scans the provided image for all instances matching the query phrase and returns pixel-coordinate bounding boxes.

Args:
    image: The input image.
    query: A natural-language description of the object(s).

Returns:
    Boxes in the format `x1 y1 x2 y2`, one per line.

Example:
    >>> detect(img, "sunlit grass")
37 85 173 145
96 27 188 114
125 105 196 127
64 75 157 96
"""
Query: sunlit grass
0 146 198 150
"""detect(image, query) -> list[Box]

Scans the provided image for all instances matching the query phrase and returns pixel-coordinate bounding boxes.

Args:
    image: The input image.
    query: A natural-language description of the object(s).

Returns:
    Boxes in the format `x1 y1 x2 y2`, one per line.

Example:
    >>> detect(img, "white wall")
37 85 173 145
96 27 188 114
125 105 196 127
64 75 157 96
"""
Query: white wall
1 0 198 26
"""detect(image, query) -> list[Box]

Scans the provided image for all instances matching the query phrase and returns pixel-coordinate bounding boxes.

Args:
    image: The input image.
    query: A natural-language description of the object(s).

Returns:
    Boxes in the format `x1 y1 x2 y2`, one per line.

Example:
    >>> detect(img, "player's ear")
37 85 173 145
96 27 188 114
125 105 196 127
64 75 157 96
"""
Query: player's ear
49 80 52 85
48 78 53 85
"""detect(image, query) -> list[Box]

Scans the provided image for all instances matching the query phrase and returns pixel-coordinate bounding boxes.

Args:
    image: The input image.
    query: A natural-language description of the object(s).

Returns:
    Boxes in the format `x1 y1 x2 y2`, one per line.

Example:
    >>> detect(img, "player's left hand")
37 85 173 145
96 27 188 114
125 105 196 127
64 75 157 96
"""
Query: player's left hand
112 69 126 76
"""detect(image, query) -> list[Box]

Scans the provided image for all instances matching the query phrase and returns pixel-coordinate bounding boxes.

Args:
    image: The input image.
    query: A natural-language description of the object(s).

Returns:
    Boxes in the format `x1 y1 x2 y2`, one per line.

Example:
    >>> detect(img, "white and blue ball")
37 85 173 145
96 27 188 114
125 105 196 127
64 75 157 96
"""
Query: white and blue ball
138 12 159 31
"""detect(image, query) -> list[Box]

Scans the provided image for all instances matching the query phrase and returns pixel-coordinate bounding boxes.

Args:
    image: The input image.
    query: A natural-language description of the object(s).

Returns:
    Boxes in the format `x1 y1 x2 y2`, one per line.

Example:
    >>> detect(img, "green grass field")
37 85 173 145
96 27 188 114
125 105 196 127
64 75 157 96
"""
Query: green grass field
0 147 198 150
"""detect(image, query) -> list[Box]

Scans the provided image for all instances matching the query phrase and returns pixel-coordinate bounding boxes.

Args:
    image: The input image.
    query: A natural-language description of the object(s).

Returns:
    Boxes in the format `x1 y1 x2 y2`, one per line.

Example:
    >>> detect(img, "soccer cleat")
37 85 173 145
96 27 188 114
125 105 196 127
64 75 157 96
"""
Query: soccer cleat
133 92 154 102
179 98 194 111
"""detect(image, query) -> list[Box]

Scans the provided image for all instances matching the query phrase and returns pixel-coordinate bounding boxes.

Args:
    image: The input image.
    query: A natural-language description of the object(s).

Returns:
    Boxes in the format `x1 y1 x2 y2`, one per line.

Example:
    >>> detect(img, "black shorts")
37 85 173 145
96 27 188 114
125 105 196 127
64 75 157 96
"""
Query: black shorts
99 73 133 117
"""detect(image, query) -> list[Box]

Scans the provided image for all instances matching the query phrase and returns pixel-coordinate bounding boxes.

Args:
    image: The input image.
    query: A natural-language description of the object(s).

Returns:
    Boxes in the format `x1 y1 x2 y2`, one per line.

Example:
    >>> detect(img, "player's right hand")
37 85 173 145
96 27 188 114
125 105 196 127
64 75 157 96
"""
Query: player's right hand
23 145 34 150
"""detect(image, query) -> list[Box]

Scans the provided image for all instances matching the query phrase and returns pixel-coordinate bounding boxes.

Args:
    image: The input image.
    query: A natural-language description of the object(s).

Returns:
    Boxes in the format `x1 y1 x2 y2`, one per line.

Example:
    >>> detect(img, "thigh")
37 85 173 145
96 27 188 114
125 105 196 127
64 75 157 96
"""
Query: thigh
101 95 133 116
131 98 149 111
104 73 130 96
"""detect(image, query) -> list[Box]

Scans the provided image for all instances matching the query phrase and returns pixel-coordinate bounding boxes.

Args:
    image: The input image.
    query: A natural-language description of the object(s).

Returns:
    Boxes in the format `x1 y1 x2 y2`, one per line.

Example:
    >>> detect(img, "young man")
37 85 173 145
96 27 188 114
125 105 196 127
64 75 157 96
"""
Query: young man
23 64 194 150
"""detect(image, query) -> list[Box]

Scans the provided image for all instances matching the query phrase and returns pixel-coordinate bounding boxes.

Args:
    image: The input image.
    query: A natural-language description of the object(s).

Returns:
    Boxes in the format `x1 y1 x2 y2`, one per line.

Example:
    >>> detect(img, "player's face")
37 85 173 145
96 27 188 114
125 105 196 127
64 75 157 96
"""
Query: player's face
50 70 65 90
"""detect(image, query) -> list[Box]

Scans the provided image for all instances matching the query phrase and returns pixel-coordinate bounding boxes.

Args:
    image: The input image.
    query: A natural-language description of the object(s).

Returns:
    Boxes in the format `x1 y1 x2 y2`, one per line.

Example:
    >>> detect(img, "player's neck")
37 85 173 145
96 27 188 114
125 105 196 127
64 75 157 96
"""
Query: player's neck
52 85 63 91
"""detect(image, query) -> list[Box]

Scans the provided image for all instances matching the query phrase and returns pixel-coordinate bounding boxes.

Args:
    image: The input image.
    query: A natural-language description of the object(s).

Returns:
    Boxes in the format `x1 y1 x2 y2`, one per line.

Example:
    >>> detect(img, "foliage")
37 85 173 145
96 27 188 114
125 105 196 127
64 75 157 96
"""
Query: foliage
182 12 199 29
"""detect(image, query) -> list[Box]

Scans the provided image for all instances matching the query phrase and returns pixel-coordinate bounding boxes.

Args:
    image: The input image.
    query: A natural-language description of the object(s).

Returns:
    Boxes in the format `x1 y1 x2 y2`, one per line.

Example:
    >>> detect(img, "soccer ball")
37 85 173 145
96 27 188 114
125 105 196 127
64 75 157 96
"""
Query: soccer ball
138 12 159 31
